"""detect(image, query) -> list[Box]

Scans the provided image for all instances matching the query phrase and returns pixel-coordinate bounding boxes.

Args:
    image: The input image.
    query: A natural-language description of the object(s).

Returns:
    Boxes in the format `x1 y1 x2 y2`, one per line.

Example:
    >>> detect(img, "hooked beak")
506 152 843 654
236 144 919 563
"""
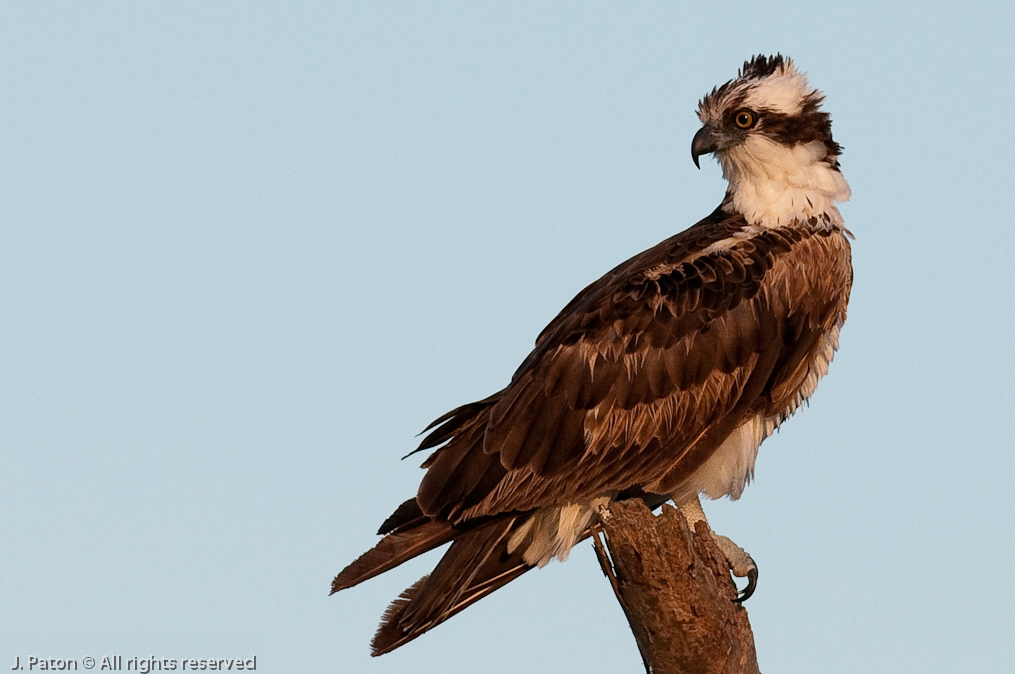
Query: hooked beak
691 125 719 169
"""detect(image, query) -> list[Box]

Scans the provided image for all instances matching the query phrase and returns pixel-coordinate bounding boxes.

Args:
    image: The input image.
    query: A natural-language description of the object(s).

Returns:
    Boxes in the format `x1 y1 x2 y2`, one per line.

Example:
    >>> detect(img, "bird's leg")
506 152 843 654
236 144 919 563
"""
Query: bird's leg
672 493 758 602
589 521 624 604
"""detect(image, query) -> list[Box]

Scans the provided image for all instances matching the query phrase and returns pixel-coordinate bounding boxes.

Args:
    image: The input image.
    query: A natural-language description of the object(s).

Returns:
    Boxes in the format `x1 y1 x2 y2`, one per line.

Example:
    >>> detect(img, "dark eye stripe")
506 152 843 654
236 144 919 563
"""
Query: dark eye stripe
755 100 840 157
702 90 842 161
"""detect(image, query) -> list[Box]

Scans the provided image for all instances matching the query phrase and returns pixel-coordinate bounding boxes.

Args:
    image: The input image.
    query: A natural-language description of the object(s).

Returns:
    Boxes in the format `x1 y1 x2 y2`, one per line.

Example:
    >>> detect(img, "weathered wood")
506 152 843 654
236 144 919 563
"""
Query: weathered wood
593 500 761 674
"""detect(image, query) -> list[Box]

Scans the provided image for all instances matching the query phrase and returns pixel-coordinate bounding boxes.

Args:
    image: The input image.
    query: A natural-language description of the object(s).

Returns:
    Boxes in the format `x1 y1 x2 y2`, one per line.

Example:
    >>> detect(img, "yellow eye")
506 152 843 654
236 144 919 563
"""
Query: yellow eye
734 109 755 129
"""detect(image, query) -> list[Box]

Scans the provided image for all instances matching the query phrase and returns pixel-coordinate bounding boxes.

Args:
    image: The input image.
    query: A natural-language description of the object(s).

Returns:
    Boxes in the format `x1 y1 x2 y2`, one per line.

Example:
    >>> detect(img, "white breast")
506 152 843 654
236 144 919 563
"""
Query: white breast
684 413 766 501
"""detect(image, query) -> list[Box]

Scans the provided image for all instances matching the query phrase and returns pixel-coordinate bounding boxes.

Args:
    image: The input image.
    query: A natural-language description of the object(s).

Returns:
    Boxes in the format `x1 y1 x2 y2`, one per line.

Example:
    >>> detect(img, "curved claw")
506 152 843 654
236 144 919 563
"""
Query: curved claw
711 533 758 602
733 562 759 603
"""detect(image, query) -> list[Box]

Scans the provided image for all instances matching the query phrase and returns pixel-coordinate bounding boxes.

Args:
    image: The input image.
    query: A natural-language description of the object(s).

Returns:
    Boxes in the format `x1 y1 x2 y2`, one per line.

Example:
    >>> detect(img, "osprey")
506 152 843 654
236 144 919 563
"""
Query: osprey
333 54 852 655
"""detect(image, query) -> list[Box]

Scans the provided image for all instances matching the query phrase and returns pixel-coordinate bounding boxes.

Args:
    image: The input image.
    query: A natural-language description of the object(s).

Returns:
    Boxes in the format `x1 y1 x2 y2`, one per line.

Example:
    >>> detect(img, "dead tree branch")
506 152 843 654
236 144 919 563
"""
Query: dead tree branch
593 500 761 674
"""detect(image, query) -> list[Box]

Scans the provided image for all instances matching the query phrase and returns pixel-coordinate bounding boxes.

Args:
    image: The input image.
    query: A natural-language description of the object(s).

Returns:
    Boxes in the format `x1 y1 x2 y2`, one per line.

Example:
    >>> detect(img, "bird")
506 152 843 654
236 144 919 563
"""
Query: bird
332 54 852 656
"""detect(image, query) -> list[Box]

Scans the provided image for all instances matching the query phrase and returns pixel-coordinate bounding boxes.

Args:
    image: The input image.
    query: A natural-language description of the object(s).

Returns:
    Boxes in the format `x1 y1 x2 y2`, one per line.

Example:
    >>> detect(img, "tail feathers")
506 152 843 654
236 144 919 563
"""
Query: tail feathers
377 497 428 536
371 516 532 656
399 516 515 627
331 519 456 594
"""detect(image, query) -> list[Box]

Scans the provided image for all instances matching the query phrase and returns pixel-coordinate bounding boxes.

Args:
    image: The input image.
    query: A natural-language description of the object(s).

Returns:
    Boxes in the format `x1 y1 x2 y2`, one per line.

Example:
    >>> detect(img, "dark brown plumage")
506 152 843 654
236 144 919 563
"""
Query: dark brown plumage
332 54 853 657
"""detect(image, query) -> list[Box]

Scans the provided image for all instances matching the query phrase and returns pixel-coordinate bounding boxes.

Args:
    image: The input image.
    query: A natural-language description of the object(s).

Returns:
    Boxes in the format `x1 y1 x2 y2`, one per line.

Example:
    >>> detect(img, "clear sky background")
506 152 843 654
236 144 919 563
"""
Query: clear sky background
3 3 1013 673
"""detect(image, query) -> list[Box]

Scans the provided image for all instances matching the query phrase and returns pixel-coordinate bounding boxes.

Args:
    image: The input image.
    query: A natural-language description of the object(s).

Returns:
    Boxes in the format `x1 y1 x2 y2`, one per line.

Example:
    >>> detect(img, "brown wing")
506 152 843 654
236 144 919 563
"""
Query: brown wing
416 214 851 523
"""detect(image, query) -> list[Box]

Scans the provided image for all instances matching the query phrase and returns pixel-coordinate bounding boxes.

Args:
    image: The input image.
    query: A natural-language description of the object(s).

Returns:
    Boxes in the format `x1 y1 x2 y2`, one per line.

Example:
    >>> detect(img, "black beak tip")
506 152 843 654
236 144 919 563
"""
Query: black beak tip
691 126 717 170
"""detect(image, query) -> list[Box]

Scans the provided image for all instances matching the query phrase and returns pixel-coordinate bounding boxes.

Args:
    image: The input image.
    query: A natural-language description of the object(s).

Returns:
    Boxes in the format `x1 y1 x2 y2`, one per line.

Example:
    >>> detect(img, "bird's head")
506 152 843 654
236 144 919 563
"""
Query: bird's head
692 55 850 226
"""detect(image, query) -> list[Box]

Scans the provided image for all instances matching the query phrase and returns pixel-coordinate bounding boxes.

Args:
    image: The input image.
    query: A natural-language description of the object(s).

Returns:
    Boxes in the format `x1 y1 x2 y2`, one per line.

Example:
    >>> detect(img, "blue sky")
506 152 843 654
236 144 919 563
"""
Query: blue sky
3 3 1013 672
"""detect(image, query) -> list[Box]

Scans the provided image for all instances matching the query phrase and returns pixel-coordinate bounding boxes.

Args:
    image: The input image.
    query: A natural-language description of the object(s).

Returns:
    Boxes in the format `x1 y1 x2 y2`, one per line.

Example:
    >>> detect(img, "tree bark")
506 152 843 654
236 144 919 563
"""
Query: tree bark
593 500 761 674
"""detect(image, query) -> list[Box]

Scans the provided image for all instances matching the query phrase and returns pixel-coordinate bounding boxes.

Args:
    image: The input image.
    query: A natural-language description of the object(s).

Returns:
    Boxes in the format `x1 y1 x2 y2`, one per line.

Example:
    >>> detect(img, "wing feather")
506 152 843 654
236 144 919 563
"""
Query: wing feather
416 214 851 523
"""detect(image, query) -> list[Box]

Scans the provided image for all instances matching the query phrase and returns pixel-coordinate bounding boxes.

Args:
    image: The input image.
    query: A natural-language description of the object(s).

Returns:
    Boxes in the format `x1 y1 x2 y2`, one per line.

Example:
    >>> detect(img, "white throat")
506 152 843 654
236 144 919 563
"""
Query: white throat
718 137 850 228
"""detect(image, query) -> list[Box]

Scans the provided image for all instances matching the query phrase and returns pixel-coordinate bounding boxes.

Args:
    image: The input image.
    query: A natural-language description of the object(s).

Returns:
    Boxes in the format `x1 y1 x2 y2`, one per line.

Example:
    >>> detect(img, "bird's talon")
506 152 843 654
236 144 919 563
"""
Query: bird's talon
733 563 759 603
712 533 758 601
